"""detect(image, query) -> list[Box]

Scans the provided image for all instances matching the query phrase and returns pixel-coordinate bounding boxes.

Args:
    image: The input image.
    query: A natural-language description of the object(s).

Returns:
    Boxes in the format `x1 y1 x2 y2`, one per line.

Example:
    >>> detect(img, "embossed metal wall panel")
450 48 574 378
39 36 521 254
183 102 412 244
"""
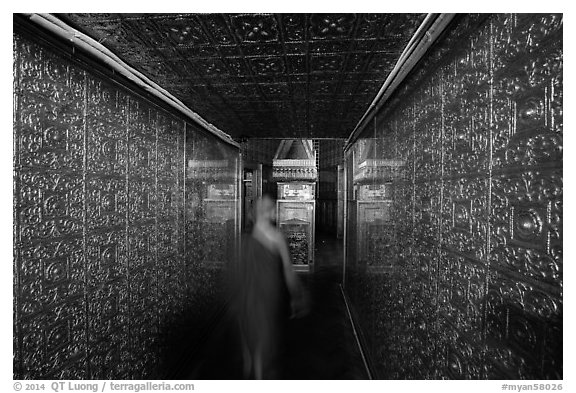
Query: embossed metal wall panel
156 113 186 341
55 13 426 139
344 14 562 379
13 29 240 379
14 33 90 379
183 127 240 338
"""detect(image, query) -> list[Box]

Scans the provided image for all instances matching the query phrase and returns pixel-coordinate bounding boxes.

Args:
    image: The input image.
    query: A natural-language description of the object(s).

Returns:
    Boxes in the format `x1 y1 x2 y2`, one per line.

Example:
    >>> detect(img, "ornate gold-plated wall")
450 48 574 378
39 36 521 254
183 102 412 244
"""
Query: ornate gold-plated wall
13 30 240 379
344 14 562 379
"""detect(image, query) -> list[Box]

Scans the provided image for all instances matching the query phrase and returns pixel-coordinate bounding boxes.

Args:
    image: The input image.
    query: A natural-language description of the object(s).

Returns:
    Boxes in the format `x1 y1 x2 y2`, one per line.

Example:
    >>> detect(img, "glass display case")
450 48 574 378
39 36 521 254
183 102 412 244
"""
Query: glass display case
203 183 237 265
351 138 403 271
356 183 393 269
187 152 240 268
276 182 316 272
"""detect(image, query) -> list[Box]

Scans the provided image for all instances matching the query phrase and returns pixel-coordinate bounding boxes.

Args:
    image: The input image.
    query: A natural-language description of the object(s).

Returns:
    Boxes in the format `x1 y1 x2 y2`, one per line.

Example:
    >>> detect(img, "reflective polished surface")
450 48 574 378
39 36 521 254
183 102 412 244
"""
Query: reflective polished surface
344 14 562 379
13 12 562 381
176 232 366 379
13 30 240 379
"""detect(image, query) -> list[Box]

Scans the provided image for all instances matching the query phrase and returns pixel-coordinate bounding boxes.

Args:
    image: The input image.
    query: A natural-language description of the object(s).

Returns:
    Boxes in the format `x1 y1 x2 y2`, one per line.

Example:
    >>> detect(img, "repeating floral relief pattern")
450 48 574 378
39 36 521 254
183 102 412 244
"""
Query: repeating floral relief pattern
345 14 562 379
13 32 240 379
57 13 426 139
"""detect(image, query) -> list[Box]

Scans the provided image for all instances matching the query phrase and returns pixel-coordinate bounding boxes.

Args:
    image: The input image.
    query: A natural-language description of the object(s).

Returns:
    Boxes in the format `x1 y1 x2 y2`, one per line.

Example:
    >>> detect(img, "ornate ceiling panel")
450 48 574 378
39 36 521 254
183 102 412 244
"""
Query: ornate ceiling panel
56 13 426 140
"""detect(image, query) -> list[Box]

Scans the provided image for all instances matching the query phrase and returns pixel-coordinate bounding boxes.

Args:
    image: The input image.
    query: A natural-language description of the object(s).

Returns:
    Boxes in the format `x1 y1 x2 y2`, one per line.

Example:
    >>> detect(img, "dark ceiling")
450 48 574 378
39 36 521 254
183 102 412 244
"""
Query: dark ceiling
56 13 426 140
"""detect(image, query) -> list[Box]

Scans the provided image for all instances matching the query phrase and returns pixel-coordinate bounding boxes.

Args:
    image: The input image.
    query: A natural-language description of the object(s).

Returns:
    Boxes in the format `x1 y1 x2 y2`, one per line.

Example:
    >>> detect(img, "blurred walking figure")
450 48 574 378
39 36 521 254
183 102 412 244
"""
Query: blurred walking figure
233 195 308 379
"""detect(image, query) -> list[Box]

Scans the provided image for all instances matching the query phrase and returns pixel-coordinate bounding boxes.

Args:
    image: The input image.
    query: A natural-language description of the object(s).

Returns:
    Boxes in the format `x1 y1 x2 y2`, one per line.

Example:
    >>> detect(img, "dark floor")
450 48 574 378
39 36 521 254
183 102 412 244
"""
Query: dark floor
172 231 368 380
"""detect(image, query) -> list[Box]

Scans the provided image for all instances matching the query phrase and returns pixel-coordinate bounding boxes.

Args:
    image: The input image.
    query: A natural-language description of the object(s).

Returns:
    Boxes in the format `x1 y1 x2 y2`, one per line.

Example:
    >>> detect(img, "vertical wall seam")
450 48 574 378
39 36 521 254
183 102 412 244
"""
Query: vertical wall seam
438 73 445 377
154 110 160 374
342 151 348 288
81 69 90 379
236 152 241 262
411 104 416 235
482 15 495 380
125 95 131 370
178 120 183 310
182 122 188 298
13 34 22 381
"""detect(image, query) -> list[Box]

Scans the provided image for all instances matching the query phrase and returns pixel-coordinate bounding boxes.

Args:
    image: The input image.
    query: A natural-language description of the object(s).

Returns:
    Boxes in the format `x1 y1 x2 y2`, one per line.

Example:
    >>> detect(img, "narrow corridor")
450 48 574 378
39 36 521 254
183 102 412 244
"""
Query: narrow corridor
13 13 563 381
167 231 368 380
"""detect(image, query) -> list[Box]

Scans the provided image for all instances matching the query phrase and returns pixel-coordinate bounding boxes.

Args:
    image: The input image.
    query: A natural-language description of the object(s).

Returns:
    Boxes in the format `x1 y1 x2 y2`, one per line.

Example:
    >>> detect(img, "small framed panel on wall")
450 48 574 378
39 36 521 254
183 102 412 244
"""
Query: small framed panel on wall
276 182 316 272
